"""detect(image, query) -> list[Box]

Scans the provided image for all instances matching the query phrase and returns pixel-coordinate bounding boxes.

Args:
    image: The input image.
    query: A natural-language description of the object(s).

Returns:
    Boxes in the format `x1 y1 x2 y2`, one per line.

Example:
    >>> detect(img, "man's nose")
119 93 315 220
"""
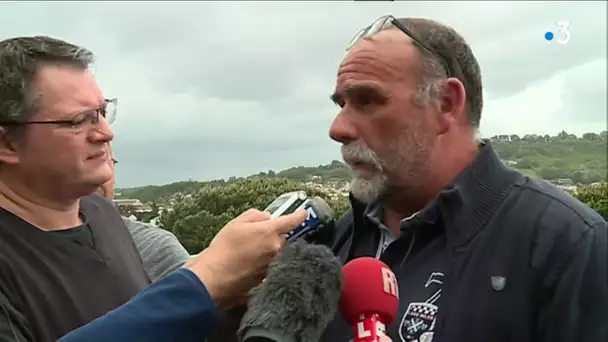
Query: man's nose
90 116 114 142
329 111 357 145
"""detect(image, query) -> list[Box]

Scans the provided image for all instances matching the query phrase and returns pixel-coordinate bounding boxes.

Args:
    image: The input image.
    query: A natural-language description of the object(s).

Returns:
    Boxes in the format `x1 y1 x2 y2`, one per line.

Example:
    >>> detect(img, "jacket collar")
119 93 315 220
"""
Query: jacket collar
348 140 524 248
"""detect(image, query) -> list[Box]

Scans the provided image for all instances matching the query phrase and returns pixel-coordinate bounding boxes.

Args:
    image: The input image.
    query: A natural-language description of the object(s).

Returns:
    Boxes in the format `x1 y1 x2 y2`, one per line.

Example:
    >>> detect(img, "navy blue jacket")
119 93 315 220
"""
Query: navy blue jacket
58 269 217 342
322 142 607 342
207 142 607 342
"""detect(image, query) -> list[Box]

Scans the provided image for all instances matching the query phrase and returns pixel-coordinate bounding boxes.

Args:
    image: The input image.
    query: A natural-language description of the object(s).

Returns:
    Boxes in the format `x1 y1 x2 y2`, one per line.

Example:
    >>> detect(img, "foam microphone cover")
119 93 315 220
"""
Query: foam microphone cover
238 240 343 342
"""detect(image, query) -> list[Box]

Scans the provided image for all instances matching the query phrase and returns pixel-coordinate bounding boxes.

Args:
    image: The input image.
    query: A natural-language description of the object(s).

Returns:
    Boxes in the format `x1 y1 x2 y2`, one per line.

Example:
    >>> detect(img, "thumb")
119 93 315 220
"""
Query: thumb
379 336 393 342
267 209 307 235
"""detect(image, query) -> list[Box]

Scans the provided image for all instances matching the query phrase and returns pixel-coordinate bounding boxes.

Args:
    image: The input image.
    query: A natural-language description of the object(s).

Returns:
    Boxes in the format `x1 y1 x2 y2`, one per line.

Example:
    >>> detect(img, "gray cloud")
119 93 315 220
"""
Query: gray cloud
0 1 605 187
561 58 607 124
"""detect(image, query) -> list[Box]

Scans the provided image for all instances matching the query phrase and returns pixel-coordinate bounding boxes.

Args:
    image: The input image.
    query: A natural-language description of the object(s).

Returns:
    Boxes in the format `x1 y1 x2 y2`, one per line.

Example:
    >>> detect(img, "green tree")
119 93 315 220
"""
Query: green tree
582 132 599 141
539 167 565 180
574 183 608 218
571 171 588 184
516 157 537 169
158 178 350 253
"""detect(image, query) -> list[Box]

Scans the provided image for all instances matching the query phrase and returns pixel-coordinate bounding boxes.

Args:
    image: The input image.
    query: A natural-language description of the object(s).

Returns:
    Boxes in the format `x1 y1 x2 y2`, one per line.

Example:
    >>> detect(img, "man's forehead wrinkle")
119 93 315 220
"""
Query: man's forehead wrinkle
343 36 416 80
339 51 405 85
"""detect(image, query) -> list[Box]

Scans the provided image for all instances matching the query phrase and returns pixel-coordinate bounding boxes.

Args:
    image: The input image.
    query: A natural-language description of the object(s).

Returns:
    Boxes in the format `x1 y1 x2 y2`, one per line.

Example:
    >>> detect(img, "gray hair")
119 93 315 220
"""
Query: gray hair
389 18 483 127
0 36 94 129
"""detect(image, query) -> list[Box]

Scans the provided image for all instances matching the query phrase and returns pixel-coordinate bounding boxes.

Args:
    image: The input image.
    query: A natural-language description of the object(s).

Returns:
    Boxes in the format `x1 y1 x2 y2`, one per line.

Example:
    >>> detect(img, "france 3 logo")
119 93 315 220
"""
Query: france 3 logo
544 21 571 44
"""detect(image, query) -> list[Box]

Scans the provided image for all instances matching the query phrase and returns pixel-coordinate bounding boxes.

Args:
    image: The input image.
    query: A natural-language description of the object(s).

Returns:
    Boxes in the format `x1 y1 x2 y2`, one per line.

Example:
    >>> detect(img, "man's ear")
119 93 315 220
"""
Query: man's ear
0 127 22 165
437 78 467 133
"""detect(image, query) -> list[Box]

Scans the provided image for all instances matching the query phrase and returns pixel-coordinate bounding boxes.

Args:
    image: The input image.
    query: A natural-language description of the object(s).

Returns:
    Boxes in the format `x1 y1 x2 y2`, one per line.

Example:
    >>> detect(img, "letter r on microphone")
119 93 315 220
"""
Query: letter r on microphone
381 267 398 298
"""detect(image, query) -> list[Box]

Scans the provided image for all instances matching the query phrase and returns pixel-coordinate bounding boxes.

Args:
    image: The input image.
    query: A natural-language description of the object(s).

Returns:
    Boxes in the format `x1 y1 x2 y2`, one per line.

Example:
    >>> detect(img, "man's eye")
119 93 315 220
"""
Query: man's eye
57 114 88 128
69 117 87 127
352 95 376 109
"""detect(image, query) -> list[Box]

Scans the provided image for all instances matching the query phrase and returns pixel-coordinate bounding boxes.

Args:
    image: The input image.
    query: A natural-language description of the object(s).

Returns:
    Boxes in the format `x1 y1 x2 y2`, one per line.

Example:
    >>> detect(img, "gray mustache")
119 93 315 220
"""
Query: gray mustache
341 142 383 170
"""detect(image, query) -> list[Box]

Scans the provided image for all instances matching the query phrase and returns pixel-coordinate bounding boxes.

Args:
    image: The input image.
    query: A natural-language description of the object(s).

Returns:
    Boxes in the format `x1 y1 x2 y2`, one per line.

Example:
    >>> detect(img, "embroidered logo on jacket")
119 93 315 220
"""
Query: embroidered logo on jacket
398 272 443 342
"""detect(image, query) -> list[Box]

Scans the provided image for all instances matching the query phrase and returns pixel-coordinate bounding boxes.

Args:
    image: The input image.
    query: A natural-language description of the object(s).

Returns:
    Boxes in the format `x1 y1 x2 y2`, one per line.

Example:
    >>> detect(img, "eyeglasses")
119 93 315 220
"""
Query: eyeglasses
347 15 453 78
111 158 118 165
0 98 117 130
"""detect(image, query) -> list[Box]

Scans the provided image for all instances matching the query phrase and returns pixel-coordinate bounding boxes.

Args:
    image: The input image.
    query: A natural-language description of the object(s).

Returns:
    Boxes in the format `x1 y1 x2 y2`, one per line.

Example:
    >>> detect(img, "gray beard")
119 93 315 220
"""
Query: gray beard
349 170 388 203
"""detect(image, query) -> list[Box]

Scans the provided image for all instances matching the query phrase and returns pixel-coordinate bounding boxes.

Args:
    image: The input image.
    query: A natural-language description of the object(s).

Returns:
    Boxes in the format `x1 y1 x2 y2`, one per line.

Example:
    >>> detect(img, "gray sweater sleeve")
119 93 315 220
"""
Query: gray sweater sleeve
122 217 190 283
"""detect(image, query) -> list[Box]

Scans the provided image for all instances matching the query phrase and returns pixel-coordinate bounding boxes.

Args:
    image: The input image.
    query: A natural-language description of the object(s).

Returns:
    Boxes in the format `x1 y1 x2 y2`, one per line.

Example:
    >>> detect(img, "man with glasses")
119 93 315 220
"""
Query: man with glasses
0 36 151 341
0 36 310 342
323 15 606 342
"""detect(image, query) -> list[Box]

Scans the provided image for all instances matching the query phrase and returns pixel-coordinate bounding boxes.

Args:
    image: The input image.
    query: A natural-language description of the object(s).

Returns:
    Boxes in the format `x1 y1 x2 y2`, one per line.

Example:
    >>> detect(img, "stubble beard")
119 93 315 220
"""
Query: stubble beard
342 128 431 204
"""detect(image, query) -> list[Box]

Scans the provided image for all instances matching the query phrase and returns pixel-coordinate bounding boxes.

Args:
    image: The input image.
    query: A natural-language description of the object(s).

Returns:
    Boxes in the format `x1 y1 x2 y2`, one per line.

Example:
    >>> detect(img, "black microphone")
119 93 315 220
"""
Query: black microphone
300 196 335 247
237 240 343 342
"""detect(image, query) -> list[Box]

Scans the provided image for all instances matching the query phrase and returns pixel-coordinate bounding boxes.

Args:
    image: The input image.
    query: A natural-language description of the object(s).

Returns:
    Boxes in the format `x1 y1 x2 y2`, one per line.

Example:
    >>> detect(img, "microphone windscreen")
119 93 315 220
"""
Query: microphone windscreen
238 240 343 342
340 257 400 325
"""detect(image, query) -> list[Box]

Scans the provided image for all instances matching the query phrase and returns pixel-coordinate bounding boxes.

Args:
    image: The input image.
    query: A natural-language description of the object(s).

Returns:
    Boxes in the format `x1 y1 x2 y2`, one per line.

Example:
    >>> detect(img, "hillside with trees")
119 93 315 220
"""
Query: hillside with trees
148 178 607 254
117 131 606 204
490 131 607 183
114 131 607 253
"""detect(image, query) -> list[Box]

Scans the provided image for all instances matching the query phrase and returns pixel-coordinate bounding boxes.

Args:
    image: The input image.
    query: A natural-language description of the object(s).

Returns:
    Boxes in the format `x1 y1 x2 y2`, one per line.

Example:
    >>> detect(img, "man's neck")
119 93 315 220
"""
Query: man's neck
0 178 82 231
382 207 406 237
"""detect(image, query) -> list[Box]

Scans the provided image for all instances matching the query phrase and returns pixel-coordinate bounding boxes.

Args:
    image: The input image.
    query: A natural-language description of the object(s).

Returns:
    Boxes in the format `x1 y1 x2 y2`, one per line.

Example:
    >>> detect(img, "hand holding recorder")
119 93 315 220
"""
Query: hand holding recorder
185 208 307 310
263 191 335 246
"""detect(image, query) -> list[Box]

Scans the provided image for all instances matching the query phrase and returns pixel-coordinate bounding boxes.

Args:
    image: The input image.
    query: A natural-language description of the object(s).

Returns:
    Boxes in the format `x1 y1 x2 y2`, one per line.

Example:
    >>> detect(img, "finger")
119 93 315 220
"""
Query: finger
267 209 307 235
234 209 271 223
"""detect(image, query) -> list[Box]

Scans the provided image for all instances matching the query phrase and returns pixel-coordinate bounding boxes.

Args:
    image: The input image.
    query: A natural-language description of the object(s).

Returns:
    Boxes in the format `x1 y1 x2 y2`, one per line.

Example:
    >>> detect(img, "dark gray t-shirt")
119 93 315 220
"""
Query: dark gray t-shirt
0 206 188 341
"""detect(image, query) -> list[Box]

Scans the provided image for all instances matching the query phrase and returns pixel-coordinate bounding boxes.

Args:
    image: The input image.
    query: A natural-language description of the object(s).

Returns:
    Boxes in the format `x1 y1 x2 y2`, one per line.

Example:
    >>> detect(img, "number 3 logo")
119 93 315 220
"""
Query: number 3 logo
556 21 571 45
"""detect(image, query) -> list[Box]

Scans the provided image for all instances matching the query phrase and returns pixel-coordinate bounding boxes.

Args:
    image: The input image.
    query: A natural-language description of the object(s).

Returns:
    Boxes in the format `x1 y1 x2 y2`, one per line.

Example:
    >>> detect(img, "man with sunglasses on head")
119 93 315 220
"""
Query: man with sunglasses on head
206 16 607 342
322 16 606 342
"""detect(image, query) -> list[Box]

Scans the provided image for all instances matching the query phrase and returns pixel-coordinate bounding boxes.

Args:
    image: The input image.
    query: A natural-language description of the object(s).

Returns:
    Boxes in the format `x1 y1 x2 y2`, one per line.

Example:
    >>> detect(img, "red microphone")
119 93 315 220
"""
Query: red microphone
340 257 399 342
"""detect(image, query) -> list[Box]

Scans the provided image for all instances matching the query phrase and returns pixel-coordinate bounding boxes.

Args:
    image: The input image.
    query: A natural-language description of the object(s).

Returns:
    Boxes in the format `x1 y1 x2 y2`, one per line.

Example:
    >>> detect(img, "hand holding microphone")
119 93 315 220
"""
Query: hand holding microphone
186 208 307 310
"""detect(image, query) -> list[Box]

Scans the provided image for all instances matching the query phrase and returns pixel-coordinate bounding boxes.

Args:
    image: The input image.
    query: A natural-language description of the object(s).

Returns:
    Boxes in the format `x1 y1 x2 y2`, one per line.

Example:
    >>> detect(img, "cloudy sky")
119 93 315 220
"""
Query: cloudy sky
1 1 606 187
